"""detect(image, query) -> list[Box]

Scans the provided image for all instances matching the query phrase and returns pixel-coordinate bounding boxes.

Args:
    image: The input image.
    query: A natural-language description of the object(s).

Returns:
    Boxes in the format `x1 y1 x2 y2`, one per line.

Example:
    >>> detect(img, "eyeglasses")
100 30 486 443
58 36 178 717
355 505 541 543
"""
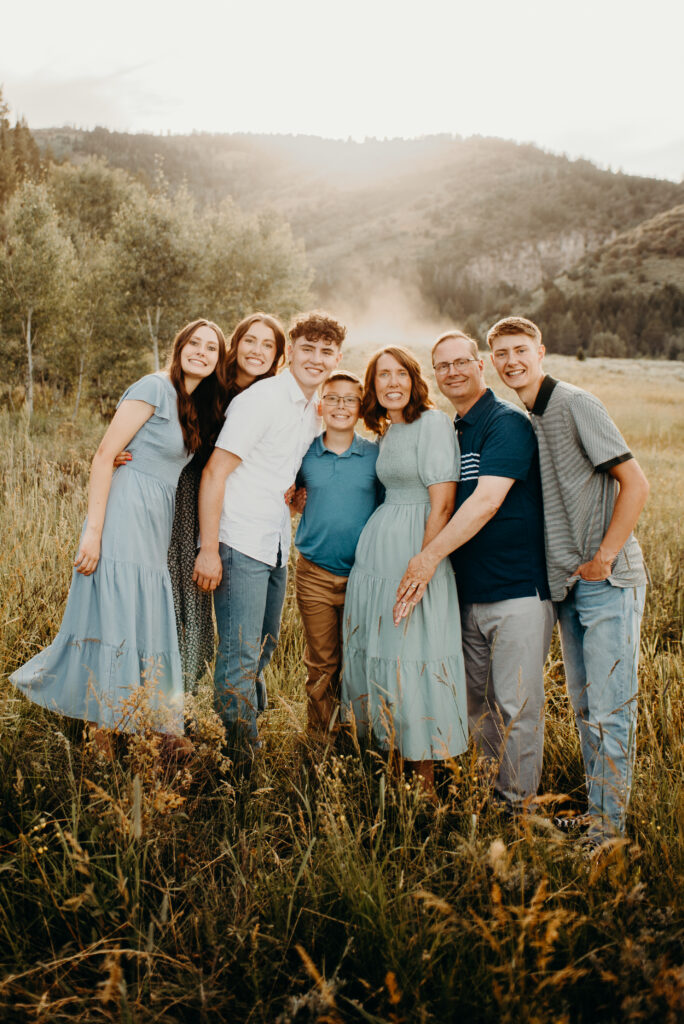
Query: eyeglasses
321 395 361 407
433 358 479 375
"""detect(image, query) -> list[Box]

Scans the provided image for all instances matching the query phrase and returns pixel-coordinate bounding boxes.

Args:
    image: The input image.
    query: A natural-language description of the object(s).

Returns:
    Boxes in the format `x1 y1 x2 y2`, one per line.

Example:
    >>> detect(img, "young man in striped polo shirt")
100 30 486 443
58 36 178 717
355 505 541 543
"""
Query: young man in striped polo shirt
488 316 649 846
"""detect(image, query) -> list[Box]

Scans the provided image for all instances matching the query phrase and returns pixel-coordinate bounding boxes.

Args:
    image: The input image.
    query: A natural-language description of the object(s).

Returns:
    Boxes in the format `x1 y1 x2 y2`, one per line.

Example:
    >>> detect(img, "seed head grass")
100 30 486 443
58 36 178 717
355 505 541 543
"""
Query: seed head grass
0 357 682 1022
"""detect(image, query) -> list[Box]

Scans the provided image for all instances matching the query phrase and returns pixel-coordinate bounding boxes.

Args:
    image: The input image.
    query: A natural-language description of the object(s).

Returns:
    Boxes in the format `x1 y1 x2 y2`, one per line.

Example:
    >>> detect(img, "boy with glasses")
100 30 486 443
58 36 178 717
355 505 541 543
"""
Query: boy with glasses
293 371 383 740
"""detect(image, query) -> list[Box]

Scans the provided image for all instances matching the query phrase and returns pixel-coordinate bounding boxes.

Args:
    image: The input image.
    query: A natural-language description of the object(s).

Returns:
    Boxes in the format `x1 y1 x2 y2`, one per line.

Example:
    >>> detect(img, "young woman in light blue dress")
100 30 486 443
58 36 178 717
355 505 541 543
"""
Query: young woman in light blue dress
10 319 226 750
342 346 468 793
116 314 288 690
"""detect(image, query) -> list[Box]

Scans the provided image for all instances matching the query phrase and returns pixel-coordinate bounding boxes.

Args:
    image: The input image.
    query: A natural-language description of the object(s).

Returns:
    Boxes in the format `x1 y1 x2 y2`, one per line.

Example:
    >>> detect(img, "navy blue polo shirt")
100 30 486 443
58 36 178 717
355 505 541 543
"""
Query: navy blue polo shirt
450 388 550 604
295 433 383 576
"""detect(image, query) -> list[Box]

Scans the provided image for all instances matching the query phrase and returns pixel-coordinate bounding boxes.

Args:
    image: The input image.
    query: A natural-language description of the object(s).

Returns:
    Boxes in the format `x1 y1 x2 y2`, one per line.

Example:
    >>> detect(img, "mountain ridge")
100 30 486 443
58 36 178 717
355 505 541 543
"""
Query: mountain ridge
34 128 684 356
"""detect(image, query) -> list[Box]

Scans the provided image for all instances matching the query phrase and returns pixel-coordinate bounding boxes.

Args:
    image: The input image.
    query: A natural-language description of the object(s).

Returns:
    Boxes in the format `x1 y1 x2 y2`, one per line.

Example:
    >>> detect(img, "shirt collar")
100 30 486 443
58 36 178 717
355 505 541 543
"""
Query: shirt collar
281 368 317 410
530 375 558 416
314 431 365 458
454 387 494 428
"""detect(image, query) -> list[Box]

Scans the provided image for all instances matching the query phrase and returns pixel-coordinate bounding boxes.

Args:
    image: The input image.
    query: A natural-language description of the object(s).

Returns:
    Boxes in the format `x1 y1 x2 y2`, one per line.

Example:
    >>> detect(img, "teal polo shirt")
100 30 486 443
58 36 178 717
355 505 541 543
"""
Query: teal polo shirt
295 433 383 576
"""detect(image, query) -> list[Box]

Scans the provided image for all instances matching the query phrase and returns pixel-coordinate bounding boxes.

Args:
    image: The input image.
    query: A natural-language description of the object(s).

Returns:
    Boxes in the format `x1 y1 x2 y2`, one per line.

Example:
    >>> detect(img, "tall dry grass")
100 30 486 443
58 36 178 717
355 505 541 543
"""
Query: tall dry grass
0 357 682 1023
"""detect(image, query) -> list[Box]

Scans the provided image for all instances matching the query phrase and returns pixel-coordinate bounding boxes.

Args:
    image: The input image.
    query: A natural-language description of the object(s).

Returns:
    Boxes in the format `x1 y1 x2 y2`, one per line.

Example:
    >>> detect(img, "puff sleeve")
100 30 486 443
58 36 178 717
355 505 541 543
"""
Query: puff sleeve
417 410 460 487
116 374 173 420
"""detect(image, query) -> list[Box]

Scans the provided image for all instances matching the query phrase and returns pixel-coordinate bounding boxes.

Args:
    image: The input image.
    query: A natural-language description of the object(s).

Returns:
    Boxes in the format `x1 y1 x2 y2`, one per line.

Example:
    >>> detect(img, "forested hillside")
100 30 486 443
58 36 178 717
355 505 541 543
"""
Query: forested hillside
3 109 683 402
33 127 684 358
532 205 684 358
0 97 312 417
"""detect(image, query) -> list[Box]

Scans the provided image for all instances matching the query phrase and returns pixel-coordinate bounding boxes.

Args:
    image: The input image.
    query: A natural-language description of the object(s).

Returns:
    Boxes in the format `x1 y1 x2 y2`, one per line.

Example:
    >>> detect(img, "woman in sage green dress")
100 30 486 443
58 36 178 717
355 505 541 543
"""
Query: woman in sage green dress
342 346 468 792
11 320 227 748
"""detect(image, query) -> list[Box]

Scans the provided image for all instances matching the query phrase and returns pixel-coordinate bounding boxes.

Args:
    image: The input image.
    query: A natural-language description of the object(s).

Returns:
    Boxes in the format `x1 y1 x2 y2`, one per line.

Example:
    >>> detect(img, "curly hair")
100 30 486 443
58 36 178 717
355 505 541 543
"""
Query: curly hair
361 346 434 436
289 310 346 347
167 319 228 454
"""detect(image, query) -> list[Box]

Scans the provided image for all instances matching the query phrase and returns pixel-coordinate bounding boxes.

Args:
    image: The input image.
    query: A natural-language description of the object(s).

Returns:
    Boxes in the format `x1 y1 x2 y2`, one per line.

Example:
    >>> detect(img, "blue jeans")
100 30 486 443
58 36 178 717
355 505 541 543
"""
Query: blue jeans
213 544 288 741
557 580 646 838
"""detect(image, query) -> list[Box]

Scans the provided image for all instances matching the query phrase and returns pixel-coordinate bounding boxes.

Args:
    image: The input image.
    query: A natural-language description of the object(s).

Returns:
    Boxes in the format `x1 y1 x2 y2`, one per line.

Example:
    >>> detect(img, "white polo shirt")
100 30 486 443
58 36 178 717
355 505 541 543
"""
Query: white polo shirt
215 370 321 566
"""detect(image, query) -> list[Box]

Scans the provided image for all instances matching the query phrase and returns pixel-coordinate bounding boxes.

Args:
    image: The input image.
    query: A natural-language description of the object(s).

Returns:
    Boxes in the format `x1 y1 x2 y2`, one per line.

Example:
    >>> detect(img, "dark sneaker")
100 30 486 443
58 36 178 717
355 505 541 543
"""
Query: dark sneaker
553 812 591 834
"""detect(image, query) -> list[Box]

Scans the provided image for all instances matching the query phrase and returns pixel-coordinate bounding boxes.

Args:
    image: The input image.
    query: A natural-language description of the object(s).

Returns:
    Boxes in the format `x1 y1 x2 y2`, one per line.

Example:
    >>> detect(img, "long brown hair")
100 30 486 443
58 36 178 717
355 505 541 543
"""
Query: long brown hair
361 346 434 436
224 313 287 395
167 319 228 454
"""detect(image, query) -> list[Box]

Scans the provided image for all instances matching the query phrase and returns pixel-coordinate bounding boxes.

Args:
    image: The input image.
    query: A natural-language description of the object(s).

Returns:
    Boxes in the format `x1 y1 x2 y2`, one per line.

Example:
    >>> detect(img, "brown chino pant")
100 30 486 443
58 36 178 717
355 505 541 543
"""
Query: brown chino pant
295 553 349 737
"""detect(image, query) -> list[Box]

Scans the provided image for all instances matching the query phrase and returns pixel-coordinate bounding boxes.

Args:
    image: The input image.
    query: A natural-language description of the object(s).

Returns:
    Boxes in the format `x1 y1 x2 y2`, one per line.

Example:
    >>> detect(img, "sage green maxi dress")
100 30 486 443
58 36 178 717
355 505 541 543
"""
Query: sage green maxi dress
342 409 468 760
11 374 191 734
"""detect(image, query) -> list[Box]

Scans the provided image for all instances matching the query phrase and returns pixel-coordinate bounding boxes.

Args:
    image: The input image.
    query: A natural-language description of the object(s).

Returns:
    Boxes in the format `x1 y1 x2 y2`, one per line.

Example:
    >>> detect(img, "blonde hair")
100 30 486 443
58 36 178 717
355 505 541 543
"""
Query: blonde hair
486 317 542 348
431 330 479 362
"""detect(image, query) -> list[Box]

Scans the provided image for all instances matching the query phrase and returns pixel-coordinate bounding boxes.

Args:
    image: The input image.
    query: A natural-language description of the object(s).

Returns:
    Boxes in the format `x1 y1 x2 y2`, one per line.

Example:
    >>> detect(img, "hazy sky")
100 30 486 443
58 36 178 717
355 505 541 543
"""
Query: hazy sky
3 0 683 180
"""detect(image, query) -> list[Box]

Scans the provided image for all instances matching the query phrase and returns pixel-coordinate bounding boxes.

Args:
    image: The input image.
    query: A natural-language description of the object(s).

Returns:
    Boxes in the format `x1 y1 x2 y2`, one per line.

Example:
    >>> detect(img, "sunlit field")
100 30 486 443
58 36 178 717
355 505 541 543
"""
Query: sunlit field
0 355 682 1023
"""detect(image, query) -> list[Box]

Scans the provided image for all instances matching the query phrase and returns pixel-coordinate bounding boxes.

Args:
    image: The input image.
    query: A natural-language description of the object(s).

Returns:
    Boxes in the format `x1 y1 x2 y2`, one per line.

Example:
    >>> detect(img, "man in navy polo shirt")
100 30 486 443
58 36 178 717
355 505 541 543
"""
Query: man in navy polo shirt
395 331 554 812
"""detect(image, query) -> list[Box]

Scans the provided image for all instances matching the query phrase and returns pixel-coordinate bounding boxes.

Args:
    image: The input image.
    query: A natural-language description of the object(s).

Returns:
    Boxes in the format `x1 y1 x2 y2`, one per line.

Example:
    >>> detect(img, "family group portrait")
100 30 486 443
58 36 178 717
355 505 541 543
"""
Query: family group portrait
0 1 682 1021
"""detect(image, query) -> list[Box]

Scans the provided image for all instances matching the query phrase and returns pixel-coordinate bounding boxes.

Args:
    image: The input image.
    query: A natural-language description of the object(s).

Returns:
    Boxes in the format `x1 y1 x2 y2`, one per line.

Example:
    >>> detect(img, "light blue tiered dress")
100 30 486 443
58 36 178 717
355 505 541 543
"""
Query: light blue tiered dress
11 374 192 734
342 409 468 760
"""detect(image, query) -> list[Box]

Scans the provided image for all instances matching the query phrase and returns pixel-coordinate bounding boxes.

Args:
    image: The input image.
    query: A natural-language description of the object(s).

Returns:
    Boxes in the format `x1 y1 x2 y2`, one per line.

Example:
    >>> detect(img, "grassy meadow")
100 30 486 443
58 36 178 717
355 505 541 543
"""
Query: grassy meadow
0 354 682 1023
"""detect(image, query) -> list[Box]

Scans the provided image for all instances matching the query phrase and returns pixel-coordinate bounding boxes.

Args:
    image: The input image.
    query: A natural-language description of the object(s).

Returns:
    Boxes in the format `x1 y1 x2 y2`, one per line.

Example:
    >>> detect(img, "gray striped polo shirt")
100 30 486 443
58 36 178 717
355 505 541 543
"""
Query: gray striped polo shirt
529 376 647 602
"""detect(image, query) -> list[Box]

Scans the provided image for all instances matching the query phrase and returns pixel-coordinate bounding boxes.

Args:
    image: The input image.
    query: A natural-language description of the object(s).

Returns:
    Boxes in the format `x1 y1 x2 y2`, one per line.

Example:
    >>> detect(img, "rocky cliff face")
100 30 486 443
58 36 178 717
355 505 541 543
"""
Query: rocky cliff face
460 230 615 290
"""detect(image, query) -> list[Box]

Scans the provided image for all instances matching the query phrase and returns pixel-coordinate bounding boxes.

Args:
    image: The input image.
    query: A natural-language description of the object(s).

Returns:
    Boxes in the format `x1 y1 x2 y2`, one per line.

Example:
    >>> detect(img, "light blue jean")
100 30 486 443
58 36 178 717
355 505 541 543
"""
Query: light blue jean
213 544 288 742
557 580 646 838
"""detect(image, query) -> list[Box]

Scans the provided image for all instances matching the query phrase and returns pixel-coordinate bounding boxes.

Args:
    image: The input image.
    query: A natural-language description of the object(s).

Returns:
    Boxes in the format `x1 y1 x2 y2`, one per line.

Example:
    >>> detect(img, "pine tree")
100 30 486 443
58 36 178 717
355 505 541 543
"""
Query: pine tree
0 88 17 207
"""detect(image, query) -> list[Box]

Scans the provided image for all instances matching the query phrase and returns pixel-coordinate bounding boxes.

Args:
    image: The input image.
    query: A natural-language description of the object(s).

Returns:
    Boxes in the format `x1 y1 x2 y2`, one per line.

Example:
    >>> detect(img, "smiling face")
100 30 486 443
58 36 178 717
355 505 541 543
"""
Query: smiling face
374 352 412 422
235 320 278 386
288 334 343 398
179 324 220 385
489 332 546 395
432 336 485 414
320 378 362 432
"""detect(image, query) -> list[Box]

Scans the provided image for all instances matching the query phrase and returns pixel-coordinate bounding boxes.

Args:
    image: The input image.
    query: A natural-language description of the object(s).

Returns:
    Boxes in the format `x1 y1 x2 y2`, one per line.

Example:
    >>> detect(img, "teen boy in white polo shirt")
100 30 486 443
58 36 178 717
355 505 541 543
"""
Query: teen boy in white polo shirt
488 316 649 845
193 312 344 751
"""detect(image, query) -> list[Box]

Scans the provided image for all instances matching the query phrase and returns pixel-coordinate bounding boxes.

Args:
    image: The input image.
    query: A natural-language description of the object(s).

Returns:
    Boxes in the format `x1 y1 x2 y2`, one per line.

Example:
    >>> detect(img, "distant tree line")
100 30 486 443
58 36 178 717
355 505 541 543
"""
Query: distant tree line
418 263 684 360
0 93 312 418
534 279 684 360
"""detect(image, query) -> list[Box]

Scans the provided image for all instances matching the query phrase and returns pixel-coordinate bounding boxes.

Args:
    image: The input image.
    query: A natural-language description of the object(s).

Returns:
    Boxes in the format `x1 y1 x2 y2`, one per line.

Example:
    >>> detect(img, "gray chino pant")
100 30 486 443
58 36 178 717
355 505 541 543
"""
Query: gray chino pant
461 595 555 805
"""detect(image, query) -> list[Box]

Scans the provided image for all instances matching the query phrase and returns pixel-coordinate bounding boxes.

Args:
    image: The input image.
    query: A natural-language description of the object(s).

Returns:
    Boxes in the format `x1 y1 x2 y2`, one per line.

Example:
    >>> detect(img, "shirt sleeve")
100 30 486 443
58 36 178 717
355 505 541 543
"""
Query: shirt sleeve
417 411 460 488
478 410 537 481
215 384 274 460
296 441 317 487
116 374 173 420
570 391 633 471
